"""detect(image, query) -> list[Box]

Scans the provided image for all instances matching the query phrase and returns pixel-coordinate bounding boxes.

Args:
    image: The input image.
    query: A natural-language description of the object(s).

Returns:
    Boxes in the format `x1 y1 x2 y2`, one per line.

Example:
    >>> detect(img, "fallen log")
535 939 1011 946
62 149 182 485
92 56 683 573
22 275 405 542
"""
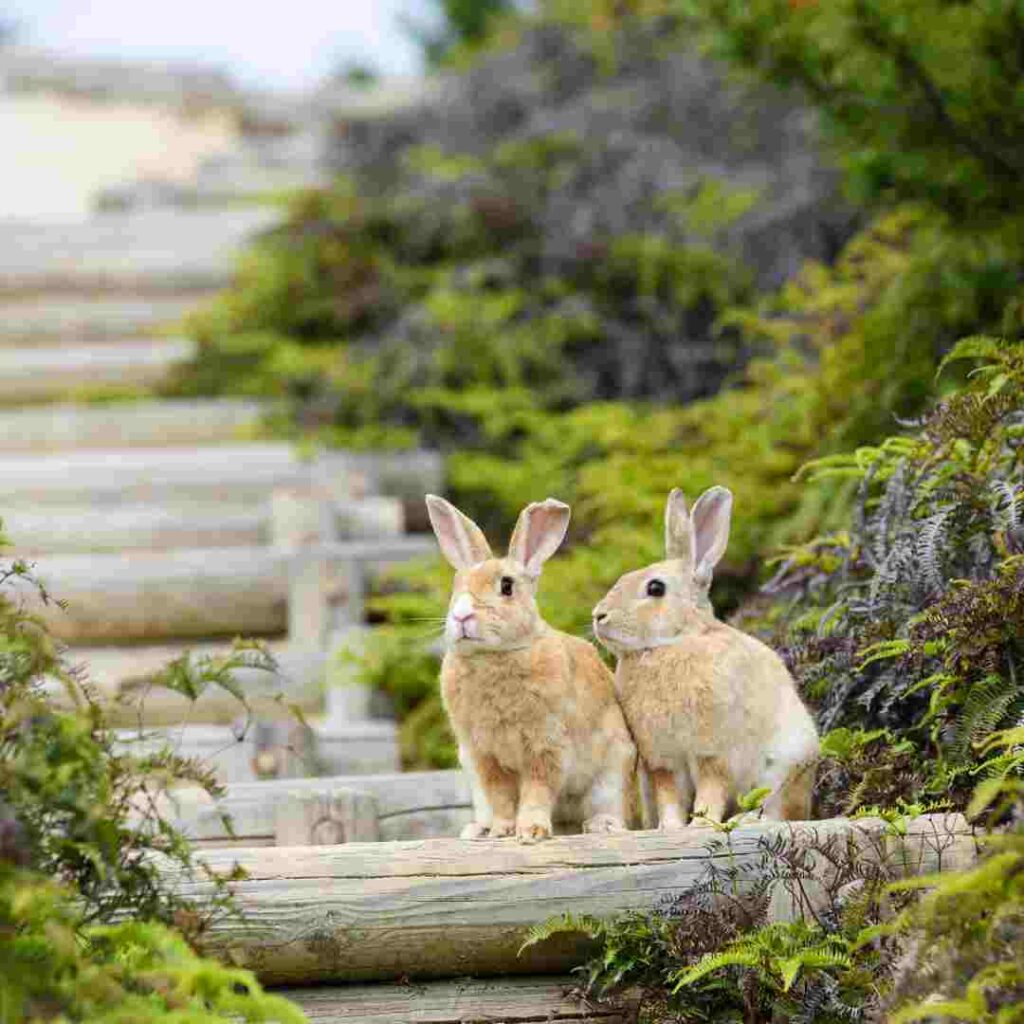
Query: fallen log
181 814 975 986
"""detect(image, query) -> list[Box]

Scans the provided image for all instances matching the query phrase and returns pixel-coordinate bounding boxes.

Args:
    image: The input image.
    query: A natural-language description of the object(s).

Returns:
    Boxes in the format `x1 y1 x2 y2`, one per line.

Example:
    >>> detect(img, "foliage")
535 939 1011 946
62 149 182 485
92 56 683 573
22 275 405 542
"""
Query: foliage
406 0 520 67
339 628 455 770
522 813 955 1023
0 532 307 1022
766 341 1024 810
685 0 1024 224
885 825 1023 1021
0 867 304 1024
178 1 1023 764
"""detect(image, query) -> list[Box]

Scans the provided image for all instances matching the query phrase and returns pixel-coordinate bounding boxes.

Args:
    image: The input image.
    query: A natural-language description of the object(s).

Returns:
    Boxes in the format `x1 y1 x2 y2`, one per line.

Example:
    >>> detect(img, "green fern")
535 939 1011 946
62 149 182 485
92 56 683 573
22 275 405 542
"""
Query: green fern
672 921 852 995
950 674 1022 764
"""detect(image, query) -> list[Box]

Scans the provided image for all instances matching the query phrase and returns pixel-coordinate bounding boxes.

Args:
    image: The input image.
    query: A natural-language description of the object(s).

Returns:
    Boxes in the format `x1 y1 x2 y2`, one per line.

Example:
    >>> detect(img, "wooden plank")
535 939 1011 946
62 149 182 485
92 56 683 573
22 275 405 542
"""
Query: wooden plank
181 814 975 985
282 976 633 1023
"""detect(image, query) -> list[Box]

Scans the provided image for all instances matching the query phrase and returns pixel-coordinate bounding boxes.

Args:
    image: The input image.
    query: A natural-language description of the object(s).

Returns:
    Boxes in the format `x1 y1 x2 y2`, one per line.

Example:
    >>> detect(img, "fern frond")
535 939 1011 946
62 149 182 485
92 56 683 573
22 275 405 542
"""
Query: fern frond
936 335 1004 379
518 913 606 954
951 674 1020 762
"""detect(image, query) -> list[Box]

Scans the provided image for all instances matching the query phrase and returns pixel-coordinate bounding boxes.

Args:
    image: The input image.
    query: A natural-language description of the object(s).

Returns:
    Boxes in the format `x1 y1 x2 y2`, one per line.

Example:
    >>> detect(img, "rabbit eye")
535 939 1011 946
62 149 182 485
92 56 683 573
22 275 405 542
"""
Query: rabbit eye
500 576 514 597
646 579 667 598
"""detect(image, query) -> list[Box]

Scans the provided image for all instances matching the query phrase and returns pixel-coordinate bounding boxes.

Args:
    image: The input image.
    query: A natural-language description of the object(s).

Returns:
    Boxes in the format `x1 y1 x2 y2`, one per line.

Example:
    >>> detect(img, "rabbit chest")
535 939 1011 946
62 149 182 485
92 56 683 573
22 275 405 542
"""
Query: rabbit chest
614 643 733 770
441 639 580 773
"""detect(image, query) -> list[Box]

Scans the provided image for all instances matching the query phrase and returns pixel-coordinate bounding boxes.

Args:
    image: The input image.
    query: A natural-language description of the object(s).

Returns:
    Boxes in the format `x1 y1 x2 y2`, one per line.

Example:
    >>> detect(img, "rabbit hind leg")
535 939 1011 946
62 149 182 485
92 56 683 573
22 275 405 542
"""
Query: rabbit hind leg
582 740 634 834
765 759 816 821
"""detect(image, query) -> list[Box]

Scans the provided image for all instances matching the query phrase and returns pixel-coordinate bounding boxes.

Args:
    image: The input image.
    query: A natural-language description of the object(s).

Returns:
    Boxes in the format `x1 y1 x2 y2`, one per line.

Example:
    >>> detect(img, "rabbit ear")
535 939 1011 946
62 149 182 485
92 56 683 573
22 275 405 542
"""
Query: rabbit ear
508 498 570 578
425 495 493 570
691 486 733 586
664 488 695 570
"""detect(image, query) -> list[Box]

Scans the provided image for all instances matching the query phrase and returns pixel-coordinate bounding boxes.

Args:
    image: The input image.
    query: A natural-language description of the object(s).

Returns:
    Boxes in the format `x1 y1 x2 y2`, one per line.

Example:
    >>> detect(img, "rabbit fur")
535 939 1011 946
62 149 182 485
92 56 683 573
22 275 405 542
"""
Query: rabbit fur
426 494 637 843
592 486 819 829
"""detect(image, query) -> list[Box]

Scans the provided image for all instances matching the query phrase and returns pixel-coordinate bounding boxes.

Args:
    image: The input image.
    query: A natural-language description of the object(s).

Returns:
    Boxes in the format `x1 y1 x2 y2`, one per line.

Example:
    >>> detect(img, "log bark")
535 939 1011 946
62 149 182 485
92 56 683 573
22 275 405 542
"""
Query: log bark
181 814 975 986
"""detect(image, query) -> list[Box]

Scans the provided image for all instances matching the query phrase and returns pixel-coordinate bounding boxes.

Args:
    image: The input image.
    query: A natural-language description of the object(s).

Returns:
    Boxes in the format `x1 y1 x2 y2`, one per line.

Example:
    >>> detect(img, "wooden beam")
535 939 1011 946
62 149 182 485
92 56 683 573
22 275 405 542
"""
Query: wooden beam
163 770 472 847
281 975 634 1023
181 814 975 986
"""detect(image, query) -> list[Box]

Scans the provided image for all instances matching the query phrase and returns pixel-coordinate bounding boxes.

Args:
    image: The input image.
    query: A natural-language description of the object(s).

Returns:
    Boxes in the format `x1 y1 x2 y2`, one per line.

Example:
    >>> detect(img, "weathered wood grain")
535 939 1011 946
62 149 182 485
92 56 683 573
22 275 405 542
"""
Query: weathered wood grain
281 975 633 1023
181 814 975 985
164 770 472 846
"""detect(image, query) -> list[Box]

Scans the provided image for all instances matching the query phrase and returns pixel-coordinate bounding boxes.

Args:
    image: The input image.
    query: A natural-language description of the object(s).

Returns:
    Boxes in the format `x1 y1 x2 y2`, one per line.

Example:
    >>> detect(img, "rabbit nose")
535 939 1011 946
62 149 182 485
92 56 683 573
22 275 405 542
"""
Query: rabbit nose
451 594 475 622
594 611 608 623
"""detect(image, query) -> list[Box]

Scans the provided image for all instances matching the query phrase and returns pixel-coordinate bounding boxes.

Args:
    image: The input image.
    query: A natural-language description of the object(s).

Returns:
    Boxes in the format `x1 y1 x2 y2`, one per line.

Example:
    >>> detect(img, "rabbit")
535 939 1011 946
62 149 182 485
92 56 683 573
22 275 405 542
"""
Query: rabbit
591 486 819 829
425 494 638 843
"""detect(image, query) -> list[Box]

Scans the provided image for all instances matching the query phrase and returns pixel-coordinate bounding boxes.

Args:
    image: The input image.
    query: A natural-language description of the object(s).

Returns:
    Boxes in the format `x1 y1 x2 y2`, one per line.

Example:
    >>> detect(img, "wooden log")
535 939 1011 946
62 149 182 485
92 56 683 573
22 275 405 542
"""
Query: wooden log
164 770 472 847
0 295 207 342
6 497 407 555
181 814 975 985
120 719 400 785
0 399 263 452
13 537 435 642
282 975 634 1023
0 446 441 510
274 788 381 846
0 338 195 399
0 208 276 295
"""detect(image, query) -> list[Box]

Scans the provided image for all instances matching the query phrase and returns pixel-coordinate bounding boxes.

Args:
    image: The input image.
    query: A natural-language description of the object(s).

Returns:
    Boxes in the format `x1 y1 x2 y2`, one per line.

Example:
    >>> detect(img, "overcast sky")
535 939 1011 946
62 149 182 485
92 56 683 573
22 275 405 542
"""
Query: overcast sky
5 0 434 90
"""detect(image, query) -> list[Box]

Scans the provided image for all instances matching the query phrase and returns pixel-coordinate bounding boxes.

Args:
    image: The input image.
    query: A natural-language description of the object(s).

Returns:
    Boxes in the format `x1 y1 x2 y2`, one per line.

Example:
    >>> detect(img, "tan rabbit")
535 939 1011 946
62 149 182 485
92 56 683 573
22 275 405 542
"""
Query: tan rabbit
426 494 637 843
592 487 819 829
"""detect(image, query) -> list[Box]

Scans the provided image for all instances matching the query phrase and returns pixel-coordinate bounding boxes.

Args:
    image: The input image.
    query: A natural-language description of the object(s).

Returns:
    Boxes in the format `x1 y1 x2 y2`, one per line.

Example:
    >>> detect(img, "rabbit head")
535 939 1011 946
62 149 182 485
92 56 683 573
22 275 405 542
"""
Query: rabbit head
592 486 732 654
425 494 570 652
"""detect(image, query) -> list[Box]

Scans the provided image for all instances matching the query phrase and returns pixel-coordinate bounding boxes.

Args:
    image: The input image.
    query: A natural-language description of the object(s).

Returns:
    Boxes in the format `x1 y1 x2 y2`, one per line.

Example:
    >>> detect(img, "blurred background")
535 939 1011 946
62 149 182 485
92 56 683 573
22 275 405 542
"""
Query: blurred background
1 0 1021 790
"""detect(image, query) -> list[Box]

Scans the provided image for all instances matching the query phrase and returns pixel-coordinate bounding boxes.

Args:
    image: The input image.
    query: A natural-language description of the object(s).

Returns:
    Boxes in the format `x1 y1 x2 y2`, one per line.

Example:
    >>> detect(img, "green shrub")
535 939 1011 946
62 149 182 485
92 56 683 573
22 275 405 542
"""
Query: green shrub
685 0 1024 224
0 867 304 1024
766 340 1024 810
0 532 307 1022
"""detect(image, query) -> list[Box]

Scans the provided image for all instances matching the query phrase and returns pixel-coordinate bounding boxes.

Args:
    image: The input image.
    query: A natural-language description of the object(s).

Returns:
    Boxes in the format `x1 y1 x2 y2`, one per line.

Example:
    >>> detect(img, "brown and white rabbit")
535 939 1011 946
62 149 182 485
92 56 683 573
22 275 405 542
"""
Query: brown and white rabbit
592 487 819 829
426 494 637 843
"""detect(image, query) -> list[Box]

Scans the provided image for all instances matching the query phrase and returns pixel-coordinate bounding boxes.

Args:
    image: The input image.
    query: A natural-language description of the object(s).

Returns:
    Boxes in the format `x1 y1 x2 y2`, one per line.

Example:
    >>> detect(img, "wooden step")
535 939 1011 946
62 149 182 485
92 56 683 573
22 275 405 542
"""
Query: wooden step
5 496 403 554
0 399 263 451
0 445 443 508
163 770 473 847
0 208 277 293
119 717 400 785
0 295 209 343
180 814 975 986
15 537 434 642
283 976 633 1023
0 338 195 400
8 505 265 554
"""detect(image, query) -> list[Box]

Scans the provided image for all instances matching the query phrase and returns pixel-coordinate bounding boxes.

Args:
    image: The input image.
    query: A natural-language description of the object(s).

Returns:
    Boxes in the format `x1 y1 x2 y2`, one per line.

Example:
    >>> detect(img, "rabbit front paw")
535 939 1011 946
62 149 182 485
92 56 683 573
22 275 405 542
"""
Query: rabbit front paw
583 814 627 834
489 818 517 839
516 809 553 844
459 821 491 840
686 814 717 830
658 808 687 832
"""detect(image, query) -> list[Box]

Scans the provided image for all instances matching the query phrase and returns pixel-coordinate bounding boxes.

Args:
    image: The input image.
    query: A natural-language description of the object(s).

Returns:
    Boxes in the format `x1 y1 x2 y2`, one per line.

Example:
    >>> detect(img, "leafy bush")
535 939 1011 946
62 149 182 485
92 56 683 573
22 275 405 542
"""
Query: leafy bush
766 340 1023 811
522 812 960 1023
0 534 306 1022
685 0 1024 224
0 868 304 1024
